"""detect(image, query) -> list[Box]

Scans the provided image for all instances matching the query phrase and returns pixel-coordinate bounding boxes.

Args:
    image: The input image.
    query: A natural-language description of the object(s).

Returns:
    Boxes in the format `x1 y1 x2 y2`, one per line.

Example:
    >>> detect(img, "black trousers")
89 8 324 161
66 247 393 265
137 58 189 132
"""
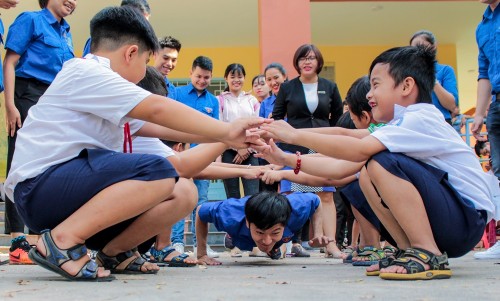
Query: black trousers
5 77 49 234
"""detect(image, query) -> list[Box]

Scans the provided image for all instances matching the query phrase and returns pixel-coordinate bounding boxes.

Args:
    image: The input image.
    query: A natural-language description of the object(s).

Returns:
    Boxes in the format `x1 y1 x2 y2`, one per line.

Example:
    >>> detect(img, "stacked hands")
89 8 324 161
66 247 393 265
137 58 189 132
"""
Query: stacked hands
198 119 333 266
226 118 302 181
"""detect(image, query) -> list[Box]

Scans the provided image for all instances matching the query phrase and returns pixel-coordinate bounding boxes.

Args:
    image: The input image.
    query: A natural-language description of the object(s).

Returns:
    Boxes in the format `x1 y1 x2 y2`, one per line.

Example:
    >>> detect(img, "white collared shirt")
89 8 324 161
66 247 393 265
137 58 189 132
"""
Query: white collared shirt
4 54 151 200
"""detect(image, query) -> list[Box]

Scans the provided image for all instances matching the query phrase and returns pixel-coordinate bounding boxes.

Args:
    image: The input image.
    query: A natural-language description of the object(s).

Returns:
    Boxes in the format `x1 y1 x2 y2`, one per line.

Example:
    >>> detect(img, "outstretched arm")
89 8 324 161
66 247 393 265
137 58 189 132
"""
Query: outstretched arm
195 206 222 265
307 202 334 248
259 121 385 162
128 95 272 149
261 169 356 187
167 143 228 179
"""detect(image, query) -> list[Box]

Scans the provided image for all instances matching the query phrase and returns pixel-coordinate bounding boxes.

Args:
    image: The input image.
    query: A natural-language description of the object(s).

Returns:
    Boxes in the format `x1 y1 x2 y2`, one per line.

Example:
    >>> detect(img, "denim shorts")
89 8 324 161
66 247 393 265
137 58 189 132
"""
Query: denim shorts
14 148 177 250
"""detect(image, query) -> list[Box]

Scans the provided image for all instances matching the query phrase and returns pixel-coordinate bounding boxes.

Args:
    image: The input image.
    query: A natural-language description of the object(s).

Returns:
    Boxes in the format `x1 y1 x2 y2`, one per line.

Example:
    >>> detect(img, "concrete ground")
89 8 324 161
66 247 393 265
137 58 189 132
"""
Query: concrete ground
0 250 499 301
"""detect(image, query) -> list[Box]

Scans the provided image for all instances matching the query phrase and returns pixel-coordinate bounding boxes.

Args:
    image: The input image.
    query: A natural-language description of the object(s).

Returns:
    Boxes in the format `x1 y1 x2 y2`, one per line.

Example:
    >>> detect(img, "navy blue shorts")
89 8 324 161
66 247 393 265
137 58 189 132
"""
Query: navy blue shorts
14 149 177 250
346 151 486 258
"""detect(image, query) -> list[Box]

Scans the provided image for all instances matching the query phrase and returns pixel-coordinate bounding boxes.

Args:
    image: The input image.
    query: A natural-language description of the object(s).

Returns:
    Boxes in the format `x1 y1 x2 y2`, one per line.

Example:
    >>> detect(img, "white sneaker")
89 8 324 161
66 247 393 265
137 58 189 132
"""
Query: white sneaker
193 245 220 258
206 245 220 258
474 242 500 259
172 243 185 254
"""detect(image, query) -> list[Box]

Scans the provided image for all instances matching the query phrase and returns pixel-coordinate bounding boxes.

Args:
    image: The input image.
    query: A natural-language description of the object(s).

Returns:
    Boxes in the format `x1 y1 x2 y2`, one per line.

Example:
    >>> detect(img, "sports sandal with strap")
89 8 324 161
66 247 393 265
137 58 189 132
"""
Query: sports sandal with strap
149 246 196 267
28 230 115 282
96 250 158 274
366 249 404 276
352 246 386 266
379 247 452 280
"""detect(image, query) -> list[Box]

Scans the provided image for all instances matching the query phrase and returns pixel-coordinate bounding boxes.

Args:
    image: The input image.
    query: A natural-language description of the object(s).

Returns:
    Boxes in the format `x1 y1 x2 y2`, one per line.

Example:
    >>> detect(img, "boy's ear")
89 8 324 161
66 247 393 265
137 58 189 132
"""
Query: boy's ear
401 76 416 97
173 143 184 152
360 111 372 127
125 45 140 64
245 219 250 228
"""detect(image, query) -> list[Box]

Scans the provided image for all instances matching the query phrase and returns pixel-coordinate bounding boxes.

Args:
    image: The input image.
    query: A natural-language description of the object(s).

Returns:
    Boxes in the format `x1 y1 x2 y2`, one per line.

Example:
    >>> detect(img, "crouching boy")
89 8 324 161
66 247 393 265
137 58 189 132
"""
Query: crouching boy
195 191 333 265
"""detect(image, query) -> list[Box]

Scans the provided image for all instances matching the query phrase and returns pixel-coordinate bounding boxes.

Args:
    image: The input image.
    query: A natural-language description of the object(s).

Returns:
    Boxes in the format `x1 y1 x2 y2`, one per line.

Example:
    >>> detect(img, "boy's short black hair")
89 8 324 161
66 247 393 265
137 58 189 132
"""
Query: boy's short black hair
90 6 159 53
192 56 213 72
336 111 356 130
137 66 167 96
410 30 436 46
245 191 292 230
121 0 151 14
369 45 435 104
345 76 371 119
159 36 182 52
38 0 48 8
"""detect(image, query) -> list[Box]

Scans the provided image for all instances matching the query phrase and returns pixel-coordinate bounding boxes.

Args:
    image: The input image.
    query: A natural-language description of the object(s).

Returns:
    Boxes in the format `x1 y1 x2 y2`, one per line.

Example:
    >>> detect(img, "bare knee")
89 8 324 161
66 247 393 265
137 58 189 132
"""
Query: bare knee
170 178 197 211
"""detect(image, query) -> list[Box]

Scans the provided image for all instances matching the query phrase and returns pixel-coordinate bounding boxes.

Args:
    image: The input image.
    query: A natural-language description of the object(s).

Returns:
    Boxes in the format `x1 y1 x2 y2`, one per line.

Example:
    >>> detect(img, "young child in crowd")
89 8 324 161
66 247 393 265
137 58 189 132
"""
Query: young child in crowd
4 6 268 282
195 191 333 265
258 46 499 280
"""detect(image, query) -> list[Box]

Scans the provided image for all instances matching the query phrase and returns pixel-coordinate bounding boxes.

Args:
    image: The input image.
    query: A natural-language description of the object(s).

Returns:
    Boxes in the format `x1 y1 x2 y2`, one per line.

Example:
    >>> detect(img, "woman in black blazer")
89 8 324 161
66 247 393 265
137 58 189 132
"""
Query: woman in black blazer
272 44 344 258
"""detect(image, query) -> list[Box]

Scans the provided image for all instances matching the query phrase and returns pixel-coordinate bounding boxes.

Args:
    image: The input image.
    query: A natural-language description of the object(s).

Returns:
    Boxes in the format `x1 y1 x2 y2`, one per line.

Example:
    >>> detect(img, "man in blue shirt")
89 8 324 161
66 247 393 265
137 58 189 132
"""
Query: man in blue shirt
472 0 500 260
153 36 181 100
171 56 220 256
195 191 333 265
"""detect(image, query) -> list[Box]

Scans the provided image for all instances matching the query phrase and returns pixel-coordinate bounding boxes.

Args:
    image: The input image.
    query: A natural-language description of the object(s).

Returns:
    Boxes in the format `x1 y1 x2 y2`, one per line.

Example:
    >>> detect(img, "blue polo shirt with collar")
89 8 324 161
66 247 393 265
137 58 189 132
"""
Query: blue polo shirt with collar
0 18 4 92
165 77 177 100
175 83 218 148
198 192 320 251
5 8 74 84
259 94 276 118
434 63 459 120
476 4 500 99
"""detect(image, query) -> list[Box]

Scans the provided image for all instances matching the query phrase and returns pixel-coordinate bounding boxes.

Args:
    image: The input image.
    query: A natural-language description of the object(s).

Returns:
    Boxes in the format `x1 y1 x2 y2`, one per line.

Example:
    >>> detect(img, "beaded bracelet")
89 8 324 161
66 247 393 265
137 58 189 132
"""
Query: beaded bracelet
294 151 301 174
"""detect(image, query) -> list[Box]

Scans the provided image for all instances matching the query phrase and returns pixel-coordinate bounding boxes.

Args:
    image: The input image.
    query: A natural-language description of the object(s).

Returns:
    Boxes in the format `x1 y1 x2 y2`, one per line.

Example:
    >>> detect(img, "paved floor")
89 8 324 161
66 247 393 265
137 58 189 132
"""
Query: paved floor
0 250 499 301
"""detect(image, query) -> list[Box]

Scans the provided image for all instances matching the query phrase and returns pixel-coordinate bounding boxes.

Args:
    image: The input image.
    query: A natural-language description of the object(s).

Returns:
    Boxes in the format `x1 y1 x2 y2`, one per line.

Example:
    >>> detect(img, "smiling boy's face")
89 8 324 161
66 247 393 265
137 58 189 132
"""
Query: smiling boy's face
366 63 400 123
247 222 285 253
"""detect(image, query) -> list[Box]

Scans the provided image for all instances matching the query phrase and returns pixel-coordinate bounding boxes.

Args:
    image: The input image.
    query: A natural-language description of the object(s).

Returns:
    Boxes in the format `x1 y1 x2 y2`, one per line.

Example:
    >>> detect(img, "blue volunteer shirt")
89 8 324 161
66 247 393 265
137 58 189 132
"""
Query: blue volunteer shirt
0 18 4 92
165 77 177 100
259 94 276 118
82 37 91 57
175 83 219 148
434 63 459 120
476 5 500 100
5 8 74 84
198 192 320 251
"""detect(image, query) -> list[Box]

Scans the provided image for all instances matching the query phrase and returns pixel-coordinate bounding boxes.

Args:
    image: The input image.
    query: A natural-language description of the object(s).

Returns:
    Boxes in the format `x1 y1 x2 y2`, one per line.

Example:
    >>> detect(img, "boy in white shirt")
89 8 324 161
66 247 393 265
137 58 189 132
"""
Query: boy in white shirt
5 6 267 282
258 46 499 280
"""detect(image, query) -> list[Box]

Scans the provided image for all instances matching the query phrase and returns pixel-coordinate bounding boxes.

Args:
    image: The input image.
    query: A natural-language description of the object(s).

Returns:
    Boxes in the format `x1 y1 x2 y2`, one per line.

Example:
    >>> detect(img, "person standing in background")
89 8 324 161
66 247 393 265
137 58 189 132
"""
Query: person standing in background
410 30 459 124
2 0 76 265
272 44 343 258
472 0 500 260
153 36 181 99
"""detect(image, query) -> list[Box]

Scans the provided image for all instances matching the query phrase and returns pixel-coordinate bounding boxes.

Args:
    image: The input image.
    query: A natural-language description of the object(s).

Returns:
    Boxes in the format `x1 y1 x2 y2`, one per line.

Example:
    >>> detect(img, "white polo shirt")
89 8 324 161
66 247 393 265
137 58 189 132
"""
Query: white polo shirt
371 104 499 221
5 54 151 201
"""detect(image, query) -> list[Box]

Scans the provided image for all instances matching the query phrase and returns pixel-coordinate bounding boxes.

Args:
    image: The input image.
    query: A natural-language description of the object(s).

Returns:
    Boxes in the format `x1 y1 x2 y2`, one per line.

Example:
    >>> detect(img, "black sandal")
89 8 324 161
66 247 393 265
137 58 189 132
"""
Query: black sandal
28 230 115 282
379 247 451 280
96 250 158 274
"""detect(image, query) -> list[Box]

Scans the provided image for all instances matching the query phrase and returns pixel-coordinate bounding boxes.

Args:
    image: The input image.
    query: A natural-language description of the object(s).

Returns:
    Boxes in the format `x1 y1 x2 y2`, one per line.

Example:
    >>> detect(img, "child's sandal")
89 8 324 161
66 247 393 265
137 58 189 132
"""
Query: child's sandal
28 230 115 282
352 246 386 266
365 249 404 276
379 247 452 280
96 249 158 274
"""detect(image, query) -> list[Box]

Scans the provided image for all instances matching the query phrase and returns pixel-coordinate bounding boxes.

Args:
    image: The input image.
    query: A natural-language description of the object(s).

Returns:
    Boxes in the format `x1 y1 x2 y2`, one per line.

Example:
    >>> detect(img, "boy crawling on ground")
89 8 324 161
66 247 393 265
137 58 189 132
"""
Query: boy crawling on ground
195 191 333 265
5 6 268 281
258 46 499 280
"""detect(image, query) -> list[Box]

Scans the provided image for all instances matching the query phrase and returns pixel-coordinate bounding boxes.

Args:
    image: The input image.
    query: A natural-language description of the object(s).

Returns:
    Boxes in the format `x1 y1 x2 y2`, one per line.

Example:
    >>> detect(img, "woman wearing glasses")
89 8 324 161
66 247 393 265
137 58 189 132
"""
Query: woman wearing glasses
272 44 343 258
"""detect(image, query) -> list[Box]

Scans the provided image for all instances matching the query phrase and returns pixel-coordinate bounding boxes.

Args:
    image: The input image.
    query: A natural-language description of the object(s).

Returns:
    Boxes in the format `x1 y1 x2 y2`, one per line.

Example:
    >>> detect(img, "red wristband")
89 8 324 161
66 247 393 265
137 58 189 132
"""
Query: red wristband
294 151 301 174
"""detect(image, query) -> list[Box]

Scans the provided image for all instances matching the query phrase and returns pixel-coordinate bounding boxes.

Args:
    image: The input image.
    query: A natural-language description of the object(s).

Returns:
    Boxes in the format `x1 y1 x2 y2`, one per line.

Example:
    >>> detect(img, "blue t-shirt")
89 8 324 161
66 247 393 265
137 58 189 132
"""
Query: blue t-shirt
476 5 500 99
433 63 459 120
5 8 74 84
198 192 320 251
259 94 276 118
165 77 177 100
82 37 91 57
175 83 219 148
0 18 4 92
